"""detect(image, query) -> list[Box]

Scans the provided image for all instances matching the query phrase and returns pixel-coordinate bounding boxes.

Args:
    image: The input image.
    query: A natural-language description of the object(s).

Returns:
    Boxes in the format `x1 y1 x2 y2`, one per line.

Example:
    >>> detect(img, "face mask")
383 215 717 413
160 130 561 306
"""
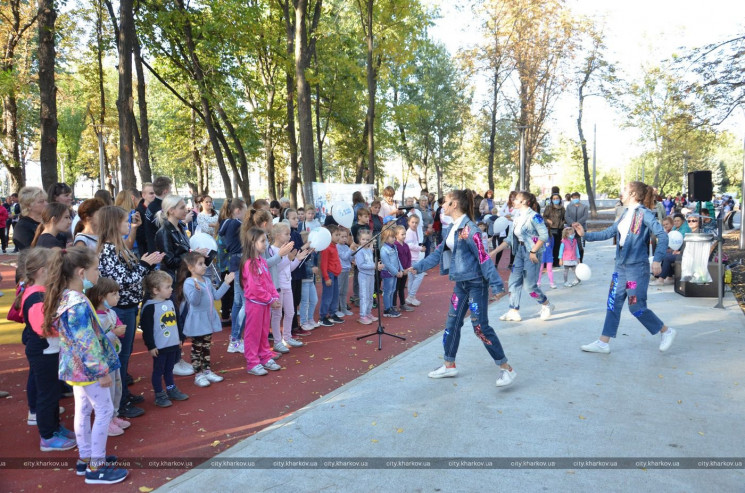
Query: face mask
552 200 561 205
569 234 575 239
82 275 94 293
103 300 112 309
572 199 579 204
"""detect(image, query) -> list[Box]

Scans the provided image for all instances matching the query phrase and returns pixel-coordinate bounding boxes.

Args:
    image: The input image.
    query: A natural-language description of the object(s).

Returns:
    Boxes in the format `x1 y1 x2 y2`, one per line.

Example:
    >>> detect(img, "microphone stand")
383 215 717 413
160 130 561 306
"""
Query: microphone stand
352 219 406 350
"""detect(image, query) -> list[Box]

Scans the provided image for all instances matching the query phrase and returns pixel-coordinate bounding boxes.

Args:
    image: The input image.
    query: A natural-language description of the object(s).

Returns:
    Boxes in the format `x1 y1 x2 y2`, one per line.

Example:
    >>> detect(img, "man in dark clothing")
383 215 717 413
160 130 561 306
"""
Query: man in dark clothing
135 182 155 258
144 177 172 254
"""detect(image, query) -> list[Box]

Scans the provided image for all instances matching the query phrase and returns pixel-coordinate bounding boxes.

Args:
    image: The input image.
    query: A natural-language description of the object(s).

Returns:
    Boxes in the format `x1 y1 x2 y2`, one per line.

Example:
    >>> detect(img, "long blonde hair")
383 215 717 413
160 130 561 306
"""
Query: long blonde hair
42 246 97 337
13 248 52 313
96 206 138 267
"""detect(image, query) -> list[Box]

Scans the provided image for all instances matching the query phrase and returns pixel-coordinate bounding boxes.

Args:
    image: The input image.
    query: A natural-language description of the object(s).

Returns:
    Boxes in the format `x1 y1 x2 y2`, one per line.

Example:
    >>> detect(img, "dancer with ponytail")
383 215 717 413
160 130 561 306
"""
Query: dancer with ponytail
411 189 516 388
573 181 675 354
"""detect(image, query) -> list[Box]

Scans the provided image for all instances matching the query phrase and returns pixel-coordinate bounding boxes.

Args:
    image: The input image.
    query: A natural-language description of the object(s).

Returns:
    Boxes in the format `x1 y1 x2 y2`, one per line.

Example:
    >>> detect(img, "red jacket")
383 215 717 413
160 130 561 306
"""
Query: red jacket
320 243 341 281
0 206 8 229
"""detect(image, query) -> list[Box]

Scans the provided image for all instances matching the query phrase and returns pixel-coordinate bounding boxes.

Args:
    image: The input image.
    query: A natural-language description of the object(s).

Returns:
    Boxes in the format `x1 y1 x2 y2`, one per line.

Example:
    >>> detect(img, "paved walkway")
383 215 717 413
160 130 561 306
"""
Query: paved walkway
160 239 745 492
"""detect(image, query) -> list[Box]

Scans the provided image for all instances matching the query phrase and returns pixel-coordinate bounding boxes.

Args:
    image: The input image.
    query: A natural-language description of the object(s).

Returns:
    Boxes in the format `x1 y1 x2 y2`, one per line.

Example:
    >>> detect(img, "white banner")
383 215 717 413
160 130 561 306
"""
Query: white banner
312 182 375 223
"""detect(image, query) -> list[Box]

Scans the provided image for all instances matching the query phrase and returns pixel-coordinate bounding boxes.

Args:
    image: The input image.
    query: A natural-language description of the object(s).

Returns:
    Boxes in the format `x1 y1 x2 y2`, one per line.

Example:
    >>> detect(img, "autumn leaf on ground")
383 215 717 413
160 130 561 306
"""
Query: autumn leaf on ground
579 415 586 420
139 487 154 492
210 440 221 447
397 428 404 433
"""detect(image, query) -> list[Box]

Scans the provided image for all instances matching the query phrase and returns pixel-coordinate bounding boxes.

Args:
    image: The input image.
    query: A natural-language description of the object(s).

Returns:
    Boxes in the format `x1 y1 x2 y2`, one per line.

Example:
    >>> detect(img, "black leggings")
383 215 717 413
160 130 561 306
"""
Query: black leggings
393 276 407 307
220 271 234 319
151 349 179 393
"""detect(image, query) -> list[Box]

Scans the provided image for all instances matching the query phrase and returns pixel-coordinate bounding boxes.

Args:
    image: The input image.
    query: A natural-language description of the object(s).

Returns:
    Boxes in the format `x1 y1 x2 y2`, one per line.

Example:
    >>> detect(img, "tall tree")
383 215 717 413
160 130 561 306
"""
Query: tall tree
574 20 615 219
1 0 38 190
116 0 136 190
38 0 59 190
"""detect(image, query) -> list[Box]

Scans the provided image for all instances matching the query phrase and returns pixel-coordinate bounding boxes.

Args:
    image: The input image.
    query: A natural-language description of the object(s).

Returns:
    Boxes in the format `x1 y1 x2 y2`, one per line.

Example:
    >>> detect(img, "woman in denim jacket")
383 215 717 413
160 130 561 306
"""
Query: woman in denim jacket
412 189 516 388
492 191 554 322
573 181 676 354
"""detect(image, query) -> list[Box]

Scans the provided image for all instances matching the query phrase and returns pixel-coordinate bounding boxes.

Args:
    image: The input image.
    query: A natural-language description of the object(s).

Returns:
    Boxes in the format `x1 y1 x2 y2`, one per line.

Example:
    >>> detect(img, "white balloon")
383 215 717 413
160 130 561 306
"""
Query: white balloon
309 227 332 251
331 201 355 229
189 232 218 252
575 263 592 281
667 230 683 250
493 217 510 235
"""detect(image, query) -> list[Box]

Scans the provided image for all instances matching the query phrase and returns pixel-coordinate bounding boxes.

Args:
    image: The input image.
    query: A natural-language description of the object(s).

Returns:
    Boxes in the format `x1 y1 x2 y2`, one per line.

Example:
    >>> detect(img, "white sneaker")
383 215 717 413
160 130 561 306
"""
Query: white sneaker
581 340 610 354
247 364 267 376
540 303 554 320
301 323 316 331
563 282 572 287
227 340 240 353
273 342 290 353
264 359 281 371
344 309 354 316
406 296 421 307
335 311 346 318
428 364 458 379
194 373 211 387
313 320 321 328
499 309 522 322
173 359 195 376
238 340 245 353
204 369 224 383
284 338 304 348
495 367 516 387
659 327 676 352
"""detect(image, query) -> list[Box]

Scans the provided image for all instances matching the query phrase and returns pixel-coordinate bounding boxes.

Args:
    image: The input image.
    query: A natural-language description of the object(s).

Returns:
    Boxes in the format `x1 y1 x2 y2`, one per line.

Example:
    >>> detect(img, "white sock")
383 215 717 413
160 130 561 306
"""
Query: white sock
596 340 609 348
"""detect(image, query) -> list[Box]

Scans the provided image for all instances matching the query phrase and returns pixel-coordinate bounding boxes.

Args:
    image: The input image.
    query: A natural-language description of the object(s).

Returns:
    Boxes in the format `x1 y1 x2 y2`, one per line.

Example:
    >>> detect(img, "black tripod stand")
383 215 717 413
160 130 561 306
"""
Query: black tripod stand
353 219 406 350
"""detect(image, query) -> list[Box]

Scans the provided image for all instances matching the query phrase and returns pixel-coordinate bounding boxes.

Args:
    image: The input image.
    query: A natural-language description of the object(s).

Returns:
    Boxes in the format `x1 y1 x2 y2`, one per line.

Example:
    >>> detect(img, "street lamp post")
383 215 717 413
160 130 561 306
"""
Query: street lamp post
95 126 106 191
683 151 689 195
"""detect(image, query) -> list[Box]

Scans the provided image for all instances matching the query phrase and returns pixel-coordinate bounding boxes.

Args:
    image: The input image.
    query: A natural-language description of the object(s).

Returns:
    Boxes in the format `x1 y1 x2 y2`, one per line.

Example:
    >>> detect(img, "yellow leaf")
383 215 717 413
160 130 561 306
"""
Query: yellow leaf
397 428 404 433
658 374 664 379
139 488 154 493
368 364 374 369
361 359 368 363
210 440 221 447
413 412 418 417
324 358 332 361
698 432 705 436
677 400 682 404
371 439 379 443
371 421 377 426
309 354 315 358
579 415 586 420
686 372 693 375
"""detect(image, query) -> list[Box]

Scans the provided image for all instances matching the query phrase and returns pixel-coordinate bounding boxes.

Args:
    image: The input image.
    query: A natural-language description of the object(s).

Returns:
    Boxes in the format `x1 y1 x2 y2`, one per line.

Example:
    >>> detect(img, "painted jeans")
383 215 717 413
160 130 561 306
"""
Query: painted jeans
508 244 547 310
442 279 507 365
602 261 664 338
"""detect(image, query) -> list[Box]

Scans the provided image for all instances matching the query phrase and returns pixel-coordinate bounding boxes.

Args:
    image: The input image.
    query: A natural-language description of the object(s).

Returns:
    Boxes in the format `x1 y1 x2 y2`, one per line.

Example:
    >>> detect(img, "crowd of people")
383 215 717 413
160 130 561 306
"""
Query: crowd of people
4 176 734 484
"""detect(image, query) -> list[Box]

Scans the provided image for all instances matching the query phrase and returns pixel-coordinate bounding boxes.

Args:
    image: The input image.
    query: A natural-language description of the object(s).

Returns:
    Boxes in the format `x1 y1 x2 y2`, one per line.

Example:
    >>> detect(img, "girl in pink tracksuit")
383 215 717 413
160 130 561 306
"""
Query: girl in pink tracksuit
558 227 581 287
242 227 282 376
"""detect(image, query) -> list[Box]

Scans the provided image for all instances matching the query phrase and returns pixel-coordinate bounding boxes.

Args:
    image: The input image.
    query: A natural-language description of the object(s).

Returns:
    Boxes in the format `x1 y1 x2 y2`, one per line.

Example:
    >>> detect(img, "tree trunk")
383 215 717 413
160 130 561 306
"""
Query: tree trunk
199 99 233 198
354 115 369 184
214 102 251 199
576 84 598 219
133 36 152 184
280 0 299 207
115 0 136 189
265 130 277 200
487 72 498 192
362 0 375 184
314 58 325 182
38 0 58 190
190 108 206 194
294 0 318 206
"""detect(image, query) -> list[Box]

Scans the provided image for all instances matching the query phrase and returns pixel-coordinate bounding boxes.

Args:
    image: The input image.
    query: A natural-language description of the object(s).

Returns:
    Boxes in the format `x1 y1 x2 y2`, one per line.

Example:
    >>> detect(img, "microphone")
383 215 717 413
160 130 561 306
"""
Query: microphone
397 205 415 210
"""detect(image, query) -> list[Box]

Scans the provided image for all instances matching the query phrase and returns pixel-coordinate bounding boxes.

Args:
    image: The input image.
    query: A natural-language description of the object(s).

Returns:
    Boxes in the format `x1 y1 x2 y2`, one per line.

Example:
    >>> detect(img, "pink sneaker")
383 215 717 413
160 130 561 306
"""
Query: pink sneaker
369 314 379 322
112 417 131 430
107 421 124 437
358 315 373 325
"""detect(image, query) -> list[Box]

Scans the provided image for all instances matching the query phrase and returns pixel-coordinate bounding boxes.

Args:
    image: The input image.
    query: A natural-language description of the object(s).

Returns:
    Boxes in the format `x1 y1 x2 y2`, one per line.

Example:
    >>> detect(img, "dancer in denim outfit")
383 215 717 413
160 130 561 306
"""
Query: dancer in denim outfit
573 181 676 354
412 189 515 388
492 191 554 322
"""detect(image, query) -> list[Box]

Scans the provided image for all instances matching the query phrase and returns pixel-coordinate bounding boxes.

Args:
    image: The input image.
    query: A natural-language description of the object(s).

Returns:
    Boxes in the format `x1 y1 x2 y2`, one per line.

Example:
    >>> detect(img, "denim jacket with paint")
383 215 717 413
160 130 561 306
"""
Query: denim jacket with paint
585 206 668 264
506 208 550 255
413 217 504 293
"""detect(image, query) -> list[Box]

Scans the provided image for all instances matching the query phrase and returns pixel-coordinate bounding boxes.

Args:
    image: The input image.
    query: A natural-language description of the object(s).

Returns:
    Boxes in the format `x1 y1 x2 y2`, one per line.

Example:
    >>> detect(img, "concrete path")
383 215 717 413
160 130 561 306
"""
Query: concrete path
159 239 745 492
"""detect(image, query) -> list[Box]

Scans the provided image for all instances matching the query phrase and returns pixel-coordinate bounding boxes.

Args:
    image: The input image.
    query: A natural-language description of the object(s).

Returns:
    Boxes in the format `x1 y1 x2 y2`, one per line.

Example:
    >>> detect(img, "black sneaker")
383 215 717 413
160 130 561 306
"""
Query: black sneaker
118 403 145 418
384 308 401 318
330 315 344 324
166 386 189 401
84 464 128 484
319 317 334 327
127 393 144 404
154 391 172 407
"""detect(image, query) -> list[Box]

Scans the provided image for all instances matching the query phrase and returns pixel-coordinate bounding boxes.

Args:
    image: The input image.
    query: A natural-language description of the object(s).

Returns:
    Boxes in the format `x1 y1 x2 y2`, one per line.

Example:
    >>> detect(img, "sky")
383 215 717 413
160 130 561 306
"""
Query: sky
426 0 745 182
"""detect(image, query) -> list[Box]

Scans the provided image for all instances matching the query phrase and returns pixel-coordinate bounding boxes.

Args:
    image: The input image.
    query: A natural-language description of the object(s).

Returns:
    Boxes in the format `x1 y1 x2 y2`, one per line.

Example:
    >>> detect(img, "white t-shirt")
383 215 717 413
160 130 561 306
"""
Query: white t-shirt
618 203 640 247
446 215 467 250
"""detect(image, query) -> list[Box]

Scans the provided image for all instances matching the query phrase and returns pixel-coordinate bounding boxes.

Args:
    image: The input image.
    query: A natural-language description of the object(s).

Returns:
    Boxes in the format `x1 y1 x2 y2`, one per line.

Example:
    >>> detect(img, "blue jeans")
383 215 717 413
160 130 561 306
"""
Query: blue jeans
230 271 244 341
359 272 375 317
298 280 318 325
319 273 339 318
443 279 507 365
602 261 664 338
113 305 138 404
508 245 547 310
382 276 397 310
